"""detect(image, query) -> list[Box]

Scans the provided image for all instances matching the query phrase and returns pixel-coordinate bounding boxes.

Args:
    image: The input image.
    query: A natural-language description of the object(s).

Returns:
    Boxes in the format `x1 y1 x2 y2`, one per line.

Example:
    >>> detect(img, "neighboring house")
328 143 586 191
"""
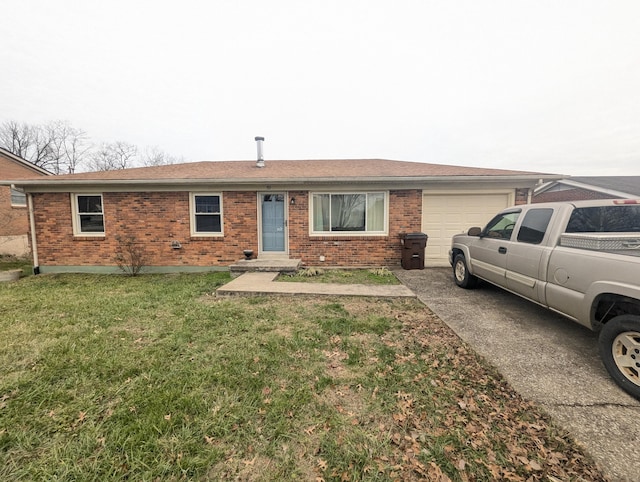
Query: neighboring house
533 176 640 203
0 147 50 257
3 153 560 273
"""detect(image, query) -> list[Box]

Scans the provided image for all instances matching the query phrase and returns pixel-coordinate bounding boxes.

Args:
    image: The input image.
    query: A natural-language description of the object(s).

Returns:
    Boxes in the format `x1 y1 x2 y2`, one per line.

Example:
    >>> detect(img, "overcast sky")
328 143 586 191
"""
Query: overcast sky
3 1 640 176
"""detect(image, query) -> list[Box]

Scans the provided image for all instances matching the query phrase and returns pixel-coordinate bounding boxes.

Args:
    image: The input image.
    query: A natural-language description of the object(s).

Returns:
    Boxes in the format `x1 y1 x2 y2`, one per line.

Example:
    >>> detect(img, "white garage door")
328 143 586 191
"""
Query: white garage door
422 193 511 266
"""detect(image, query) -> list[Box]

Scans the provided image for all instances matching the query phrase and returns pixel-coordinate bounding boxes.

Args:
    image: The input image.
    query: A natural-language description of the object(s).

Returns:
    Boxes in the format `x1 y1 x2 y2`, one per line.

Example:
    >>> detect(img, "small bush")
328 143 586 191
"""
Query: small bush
113 234 147 276
297 267 325 277
369 267 393 277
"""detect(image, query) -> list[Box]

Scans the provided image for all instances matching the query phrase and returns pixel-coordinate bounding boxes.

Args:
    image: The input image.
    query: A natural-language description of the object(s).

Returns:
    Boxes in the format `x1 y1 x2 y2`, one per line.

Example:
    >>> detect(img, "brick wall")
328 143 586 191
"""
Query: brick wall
33 191 259 267
288 190 422 267
33 189 422 269
0 154 40 237
0 186 28 235
514 188 530 205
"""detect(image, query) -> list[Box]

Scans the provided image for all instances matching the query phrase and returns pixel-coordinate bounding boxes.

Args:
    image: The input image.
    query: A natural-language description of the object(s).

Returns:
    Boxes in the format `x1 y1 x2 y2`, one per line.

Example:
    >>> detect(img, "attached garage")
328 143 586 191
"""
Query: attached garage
422 192 514 266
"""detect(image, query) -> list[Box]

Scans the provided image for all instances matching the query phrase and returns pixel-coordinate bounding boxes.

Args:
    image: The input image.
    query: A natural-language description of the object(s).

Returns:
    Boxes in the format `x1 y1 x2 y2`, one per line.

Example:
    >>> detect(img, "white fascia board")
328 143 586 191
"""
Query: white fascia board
535 178 635 198
9 173 561 191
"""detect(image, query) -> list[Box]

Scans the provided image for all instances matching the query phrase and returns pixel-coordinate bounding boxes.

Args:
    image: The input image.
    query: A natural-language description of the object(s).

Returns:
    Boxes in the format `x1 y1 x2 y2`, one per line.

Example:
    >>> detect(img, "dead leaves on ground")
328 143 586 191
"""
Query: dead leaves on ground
311 299 608 482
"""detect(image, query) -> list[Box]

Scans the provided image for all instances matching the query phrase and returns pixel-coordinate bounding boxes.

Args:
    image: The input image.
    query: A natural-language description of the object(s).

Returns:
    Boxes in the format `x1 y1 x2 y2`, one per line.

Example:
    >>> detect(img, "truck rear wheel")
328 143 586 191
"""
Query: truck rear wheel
453 254 478 289
599 315 640 400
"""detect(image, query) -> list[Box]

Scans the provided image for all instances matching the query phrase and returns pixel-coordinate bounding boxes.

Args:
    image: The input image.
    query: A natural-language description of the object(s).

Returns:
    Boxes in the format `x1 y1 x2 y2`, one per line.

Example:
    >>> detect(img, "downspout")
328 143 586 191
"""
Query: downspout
27 193 40 275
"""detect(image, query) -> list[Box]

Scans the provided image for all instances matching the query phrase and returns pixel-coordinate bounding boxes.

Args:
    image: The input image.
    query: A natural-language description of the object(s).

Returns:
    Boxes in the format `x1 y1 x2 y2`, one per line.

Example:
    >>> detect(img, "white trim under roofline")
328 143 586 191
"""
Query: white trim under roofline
9 174 562 191
534 178 635 198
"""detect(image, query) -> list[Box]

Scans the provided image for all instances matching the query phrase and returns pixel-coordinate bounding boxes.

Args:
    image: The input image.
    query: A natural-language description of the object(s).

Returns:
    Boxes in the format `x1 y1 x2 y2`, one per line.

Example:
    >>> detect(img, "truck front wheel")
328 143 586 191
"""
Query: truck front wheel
453 254 478 289
599 315 640 400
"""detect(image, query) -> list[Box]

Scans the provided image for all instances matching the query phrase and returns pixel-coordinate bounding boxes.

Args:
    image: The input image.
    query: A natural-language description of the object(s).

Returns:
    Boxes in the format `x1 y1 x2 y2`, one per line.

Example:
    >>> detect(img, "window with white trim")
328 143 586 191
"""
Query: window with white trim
73 194 105 235
311 192 387 234
10 188 26 207
190 193 223 235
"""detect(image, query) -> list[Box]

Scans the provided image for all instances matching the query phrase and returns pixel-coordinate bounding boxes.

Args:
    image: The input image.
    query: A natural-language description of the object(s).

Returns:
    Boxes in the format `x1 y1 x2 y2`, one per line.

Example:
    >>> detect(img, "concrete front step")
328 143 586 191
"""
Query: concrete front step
229 258 302 278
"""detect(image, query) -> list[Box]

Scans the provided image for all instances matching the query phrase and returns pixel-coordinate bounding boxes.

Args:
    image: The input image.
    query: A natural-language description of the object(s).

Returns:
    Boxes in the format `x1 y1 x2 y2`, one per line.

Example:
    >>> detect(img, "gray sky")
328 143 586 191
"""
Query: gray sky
3 0 640 176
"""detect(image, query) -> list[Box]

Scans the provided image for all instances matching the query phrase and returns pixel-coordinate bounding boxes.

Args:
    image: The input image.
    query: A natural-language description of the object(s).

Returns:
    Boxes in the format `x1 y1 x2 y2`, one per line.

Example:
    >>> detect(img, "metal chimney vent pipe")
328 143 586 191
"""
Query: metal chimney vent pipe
255 136 265 168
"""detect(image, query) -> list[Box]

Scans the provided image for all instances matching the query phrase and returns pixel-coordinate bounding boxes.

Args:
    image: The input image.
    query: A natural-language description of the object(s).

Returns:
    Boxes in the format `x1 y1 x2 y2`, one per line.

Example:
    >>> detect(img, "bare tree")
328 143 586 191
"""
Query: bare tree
1 119 186 173
0 120 93 173
45 120 91 174
0 120 54 168
140 145 183 167
89 141 138 171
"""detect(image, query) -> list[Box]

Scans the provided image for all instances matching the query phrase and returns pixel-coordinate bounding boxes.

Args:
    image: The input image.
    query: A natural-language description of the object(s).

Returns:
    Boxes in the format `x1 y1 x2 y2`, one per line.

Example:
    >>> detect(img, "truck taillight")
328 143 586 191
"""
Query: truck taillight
613 199 640 205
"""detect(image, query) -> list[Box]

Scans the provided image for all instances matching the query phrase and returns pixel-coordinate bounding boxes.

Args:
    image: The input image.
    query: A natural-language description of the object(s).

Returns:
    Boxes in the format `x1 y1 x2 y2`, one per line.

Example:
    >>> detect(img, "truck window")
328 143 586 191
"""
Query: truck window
566 206 640 232
483 211 520 239
517 208 553 244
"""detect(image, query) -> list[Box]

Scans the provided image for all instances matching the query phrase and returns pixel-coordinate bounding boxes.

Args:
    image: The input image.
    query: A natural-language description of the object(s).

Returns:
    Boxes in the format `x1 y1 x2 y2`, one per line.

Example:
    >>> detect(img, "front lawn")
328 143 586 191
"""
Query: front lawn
0 273 606 481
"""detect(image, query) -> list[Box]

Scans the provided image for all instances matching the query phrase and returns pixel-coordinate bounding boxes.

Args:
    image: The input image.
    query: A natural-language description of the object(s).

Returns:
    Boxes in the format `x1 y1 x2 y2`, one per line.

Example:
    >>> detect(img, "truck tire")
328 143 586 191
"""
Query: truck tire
453 254 478 289
599 315 640 400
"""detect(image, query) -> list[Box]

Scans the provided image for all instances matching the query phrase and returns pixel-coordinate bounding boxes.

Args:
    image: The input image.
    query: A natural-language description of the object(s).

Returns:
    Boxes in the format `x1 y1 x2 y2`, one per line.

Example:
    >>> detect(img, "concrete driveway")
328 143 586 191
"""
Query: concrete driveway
395 267 640 482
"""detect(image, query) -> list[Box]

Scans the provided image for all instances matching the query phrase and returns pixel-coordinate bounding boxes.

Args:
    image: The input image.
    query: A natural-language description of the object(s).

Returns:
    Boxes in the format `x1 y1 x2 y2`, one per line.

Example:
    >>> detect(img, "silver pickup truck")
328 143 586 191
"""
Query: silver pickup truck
449 199 640 399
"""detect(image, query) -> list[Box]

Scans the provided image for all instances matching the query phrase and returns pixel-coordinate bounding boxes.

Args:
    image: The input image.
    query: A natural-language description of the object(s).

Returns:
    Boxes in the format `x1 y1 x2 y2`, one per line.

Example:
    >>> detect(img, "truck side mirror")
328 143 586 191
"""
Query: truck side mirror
467 227 482 236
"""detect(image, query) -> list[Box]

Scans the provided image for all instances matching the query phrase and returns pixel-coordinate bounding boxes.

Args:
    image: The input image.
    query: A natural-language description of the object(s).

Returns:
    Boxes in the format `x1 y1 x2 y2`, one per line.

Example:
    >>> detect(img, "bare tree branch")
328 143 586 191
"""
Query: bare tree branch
0 120 53 167
88 141 138 171
1 119 186 172
140 145 183 167
45 120 91 173
0 120 93 173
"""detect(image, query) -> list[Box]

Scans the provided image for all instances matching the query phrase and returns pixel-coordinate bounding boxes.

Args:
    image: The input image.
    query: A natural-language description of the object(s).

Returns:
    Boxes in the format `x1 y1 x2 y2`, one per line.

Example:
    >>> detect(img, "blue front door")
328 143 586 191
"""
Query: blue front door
261 193 286 252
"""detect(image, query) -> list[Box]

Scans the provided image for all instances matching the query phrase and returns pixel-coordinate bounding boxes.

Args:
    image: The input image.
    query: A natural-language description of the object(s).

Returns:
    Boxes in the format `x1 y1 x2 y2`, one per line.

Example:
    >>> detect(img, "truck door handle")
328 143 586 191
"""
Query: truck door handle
498 247 507 254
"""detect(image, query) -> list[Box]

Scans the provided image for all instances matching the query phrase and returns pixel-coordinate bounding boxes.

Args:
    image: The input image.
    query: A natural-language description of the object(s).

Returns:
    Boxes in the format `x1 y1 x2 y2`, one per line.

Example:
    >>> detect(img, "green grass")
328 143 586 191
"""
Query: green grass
0 272 606 481
278 268 400 285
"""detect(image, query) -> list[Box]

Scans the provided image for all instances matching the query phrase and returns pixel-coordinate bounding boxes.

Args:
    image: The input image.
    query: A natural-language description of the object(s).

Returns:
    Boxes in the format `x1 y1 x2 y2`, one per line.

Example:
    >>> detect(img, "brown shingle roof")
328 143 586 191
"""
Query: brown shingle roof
12 158 552 183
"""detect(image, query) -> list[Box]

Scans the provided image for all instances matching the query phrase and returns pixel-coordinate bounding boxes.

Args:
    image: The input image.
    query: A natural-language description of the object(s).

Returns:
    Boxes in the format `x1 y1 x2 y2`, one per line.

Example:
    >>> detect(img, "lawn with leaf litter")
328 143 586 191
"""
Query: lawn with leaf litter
0 272 607 481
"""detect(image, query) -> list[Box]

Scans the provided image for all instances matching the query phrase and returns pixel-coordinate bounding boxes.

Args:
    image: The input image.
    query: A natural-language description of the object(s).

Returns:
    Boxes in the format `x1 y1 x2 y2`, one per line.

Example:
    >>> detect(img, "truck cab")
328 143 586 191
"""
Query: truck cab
450 204 561 304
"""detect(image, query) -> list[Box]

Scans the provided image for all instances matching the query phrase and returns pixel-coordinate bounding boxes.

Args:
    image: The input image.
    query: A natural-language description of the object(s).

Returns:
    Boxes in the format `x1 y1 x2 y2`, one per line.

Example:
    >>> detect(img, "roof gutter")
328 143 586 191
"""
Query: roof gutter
5 174 563 190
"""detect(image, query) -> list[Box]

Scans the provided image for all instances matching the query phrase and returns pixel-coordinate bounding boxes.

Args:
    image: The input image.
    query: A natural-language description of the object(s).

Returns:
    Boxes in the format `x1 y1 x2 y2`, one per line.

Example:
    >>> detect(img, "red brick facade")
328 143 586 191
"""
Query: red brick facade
32 189 423 269
288 189 422 266
34 191 254 267
514 188 530 205
0 185 28 236
0 153 44 237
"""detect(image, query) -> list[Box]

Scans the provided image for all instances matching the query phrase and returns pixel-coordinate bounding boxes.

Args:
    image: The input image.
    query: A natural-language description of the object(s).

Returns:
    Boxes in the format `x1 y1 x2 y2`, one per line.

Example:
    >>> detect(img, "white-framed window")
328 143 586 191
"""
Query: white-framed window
190 193 223 236
311 192 387 235
72 194 105 236
10 188 26 207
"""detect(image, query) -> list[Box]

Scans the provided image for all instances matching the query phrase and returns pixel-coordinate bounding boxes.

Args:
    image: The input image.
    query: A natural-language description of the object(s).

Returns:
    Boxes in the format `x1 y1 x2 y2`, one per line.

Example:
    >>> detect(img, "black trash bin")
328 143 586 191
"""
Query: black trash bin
400 232 427 270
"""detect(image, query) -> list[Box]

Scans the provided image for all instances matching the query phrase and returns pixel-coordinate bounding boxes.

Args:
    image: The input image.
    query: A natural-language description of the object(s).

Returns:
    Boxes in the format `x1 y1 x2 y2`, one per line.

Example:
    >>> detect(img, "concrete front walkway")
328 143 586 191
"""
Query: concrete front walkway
216 272 416 298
